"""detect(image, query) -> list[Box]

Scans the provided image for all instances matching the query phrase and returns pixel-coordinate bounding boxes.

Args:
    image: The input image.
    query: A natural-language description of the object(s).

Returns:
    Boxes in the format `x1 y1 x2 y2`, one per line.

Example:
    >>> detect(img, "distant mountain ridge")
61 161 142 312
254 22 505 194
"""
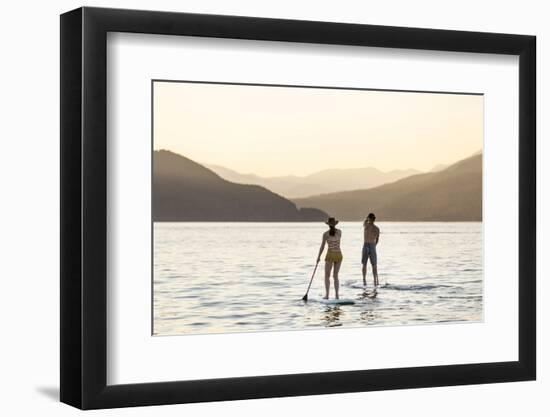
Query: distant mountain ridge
293 154 482 221
206 163 421 199
430 150 481 173
153 150 327 222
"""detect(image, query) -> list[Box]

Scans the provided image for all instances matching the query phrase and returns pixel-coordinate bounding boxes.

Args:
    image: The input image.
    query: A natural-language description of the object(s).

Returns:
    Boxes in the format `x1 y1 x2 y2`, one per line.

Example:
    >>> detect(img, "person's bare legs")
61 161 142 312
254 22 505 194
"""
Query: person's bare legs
362 263 367 287
324 261 333 299
373 264 379 287
333 261 341 299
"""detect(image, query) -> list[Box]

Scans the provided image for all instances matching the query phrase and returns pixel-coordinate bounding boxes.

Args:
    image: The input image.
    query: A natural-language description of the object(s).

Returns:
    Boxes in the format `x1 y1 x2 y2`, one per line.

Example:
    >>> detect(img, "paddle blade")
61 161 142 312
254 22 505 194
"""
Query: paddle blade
302 293 308 302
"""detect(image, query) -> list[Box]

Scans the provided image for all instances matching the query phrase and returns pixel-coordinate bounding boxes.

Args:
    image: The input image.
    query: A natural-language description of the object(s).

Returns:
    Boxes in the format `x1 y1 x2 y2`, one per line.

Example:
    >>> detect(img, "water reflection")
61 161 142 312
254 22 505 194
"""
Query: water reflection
322 306 343 327
360 309 376 323
357 289 378 301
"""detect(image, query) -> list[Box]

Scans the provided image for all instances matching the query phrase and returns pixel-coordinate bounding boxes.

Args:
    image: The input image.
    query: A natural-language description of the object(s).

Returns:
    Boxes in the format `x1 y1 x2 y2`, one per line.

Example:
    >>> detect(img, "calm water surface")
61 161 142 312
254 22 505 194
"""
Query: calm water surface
154 222 482 336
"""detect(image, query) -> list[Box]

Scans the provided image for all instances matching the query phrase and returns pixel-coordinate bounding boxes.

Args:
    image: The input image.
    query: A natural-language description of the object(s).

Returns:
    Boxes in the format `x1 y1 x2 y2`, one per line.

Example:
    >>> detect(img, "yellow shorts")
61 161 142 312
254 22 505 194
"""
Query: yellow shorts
325 251 343 263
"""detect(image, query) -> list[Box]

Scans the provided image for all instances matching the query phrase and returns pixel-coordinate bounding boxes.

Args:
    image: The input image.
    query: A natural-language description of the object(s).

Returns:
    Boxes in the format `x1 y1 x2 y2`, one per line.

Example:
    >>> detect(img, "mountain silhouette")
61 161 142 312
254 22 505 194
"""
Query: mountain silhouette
153 150 328 221
206 163 420 199
293 154 482 221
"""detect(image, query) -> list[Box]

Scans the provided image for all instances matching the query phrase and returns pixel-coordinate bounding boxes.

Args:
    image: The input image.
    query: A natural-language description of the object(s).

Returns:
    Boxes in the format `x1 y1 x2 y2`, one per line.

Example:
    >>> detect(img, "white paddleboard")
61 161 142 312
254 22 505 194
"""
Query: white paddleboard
320 298 356 305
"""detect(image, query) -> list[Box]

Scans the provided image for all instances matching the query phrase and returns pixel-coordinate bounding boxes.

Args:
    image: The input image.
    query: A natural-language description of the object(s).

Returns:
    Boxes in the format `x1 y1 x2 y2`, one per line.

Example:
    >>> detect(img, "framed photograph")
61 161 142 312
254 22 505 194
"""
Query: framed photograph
60 7 536 409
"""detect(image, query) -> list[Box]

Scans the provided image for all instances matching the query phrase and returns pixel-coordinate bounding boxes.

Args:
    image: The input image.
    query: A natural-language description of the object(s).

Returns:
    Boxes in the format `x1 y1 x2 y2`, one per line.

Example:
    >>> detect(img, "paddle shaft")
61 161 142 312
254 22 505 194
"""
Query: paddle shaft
303 261 320 298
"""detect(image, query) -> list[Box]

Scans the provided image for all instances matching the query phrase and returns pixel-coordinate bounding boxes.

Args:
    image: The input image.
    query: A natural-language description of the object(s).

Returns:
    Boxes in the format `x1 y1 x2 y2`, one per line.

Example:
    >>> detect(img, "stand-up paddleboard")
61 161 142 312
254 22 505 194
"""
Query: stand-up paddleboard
320 298 356 305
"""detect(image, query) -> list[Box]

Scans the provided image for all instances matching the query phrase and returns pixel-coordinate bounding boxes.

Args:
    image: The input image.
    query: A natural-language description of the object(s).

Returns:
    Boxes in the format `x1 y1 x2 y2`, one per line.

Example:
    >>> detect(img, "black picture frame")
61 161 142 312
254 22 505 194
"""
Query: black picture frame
60 6 536 410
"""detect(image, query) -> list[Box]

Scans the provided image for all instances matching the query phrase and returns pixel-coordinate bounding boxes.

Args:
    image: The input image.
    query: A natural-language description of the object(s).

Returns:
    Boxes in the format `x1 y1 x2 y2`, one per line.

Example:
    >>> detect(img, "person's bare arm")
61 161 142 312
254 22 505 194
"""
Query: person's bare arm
317 232 327 262
376 227 380 244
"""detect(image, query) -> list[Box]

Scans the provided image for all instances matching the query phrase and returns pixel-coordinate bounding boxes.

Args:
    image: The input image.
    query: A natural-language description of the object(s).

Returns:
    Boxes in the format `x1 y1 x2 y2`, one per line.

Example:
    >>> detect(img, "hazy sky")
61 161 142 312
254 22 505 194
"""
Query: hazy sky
153 81 483 177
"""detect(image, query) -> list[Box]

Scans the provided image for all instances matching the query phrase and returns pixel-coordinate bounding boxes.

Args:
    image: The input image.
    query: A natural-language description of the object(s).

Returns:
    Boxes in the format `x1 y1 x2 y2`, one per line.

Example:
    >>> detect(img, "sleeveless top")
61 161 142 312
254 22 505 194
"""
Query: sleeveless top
327 229 342 252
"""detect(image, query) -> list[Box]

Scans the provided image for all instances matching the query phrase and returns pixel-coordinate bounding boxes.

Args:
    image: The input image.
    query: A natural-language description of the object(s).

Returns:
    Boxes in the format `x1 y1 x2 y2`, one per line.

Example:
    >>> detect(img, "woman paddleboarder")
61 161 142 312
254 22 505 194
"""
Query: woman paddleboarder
317 217 343 299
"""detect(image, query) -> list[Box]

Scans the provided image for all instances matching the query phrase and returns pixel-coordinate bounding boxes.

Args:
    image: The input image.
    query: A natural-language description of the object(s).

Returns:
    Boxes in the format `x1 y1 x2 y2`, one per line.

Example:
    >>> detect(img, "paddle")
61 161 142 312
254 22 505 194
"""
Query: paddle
302 260 320 302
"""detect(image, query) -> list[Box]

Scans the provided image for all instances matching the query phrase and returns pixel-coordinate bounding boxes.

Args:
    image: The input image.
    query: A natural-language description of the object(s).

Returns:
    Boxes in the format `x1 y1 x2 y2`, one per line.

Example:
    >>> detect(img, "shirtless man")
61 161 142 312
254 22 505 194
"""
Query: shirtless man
362 213 380 287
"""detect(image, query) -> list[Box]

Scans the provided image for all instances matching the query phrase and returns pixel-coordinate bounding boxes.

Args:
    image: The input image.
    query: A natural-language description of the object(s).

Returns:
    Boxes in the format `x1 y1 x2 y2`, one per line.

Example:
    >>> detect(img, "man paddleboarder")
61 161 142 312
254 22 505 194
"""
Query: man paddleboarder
362 213 380 288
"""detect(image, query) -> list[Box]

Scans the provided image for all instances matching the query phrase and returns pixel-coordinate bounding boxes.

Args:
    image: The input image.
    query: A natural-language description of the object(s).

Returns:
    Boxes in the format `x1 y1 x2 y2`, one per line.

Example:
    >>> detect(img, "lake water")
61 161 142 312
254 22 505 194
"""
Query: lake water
153 222 482 336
